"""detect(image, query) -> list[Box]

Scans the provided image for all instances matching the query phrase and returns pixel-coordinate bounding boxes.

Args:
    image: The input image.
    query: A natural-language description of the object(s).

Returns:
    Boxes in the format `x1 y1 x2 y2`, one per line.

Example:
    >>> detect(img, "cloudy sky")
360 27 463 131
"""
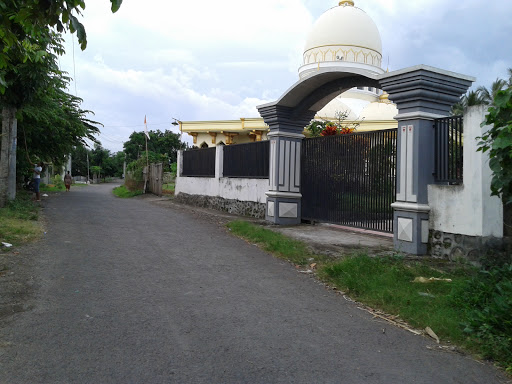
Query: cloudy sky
59 0 512 152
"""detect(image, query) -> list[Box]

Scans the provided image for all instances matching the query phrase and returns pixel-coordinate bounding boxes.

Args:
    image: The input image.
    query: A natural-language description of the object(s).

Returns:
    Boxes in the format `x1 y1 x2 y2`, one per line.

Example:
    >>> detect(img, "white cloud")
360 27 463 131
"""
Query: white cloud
57 0 512 152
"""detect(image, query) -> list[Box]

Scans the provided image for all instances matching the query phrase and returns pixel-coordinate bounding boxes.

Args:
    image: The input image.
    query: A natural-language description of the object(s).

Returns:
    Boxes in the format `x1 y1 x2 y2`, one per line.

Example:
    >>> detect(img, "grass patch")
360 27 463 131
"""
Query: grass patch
227 220 324 266
0 191 42 247
113 185 143 198
226 219 512 373
162 183 175 195
40 182 65 192
320 254 471 344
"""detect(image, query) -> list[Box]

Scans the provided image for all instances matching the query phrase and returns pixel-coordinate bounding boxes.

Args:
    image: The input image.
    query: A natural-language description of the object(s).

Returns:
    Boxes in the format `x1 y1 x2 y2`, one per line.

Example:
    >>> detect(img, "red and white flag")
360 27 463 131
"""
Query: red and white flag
144 115 150 140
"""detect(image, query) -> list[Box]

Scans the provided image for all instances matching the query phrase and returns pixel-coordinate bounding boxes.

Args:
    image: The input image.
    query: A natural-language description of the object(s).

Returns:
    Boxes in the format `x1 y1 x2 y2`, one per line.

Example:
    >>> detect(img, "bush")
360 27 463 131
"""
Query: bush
451 264 512 371
170 162 177 177
113 185 143 198
53 175 64 188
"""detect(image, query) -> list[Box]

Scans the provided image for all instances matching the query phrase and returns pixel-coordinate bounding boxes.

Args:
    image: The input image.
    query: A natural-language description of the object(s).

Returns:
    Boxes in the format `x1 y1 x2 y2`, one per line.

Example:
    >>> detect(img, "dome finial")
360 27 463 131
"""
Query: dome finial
339 0 355 6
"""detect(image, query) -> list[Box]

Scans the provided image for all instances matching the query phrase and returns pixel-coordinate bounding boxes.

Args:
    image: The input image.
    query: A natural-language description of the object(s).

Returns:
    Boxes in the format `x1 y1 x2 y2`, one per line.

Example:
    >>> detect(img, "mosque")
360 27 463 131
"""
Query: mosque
179 0 398 147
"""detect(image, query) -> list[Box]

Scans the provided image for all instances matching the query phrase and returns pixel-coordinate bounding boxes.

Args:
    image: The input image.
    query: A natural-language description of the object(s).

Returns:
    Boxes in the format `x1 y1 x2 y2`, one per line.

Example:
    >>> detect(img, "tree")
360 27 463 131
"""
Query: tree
478 78 508 105
104 151 125 178
451 69 512 115
70 144 125 179
451 90 486 115
1 28 65 206
123 130 186 169
71 144 90 177
13 77 102 188
478 87 512 205
0 0 123 92
0 0 123 206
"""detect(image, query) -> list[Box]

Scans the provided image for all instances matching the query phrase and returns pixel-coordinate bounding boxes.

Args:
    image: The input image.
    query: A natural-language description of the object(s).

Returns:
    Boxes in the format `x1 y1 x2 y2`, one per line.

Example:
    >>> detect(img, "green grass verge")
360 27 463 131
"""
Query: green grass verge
0 191 42 247
227 220 324 266
320 255 470 344
227 219 512 373
39 182 65 192
112 185 143 198
162 183 175 194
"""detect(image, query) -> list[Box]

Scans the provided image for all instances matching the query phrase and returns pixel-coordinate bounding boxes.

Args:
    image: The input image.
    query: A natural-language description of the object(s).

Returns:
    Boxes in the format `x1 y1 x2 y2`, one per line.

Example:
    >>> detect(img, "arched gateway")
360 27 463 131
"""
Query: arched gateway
258 65 474 255
257 1 474 256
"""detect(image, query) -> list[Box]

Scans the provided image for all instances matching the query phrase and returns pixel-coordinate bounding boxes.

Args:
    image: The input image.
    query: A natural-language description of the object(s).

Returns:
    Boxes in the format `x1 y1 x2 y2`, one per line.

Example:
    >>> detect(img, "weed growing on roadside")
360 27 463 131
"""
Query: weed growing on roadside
321 254 471 339
0 192 41 246
4 191 39 221
162 183 175 194
450 263 512 371
227 220 315 266
112 185 143 198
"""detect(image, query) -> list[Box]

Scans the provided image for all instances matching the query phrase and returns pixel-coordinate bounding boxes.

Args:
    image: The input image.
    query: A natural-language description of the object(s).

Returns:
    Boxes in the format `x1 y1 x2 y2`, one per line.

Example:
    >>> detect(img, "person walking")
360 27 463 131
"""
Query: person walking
64 171 72 192
32 161 44 201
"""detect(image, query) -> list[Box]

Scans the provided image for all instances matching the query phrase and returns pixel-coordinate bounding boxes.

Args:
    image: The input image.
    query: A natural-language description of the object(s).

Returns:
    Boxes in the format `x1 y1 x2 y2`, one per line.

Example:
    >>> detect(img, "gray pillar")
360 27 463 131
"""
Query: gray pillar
379 65 474 254
258 104 315 225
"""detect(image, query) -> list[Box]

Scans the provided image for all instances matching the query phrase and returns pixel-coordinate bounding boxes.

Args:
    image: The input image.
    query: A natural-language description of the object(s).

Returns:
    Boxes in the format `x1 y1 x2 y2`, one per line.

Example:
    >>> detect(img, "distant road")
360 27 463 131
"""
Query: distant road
0 183 508 383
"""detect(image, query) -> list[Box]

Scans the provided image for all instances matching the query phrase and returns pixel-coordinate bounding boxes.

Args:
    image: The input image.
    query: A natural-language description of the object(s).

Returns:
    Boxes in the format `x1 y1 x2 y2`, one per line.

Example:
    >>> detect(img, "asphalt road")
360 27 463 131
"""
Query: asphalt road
0 184 508 383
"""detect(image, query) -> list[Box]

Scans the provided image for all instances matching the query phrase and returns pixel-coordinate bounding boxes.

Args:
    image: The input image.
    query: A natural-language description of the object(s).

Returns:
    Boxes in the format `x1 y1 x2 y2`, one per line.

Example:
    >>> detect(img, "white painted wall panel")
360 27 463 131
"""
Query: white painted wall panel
428 106 503 237
175 176 269 203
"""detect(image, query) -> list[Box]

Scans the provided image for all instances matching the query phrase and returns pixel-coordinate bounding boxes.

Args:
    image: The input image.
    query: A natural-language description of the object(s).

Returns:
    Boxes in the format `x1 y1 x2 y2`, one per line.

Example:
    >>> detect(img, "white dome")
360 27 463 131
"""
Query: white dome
302 1 382 70
359 96 398 121
317 98 358 120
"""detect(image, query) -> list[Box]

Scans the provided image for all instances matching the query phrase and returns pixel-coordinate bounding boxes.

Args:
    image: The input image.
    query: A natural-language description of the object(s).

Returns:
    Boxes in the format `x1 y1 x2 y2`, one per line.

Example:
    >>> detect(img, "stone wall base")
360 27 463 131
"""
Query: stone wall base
175 193 266 219
429 230 512 267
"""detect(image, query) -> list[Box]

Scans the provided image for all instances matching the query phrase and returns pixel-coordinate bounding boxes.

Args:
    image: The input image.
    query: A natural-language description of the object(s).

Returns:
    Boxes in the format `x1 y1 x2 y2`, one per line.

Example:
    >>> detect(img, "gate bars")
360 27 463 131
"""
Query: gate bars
301 129 397 233
434 115 463 184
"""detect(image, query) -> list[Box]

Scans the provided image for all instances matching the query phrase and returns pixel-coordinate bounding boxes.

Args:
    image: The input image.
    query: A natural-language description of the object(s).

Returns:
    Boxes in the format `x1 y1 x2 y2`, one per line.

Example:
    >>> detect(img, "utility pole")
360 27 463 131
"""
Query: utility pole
86 152 90 184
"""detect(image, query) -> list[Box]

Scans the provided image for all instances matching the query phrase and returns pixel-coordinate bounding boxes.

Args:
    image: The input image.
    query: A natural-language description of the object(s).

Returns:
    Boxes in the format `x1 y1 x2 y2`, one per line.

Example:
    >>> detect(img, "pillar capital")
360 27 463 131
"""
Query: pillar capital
257 103 315 135
379 65 474 116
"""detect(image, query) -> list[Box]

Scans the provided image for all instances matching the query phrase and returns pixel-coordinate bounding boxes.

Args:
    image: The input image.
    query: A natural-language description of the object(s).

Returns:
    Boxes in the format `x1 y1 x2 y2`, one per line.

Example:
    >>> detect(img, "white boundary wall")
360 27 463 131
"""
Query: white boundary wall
428 105 503 237
175 146 269 204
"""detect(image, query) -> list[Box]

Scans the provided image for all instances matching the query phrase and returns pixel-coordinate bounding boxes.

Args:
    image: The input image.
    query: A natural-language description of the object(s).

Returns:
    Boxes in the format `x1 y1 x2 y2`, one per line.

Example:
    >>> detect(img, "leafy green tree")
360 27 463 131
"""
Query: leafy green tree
123 130 186 168
477 78 508 105
451 90 486 115
71 144 90 177
478 88 512 205
1 29 68 206
0 0 123 206
0 0 123 92
90 143 110 168
123 131 146 163
101 151 124 178
17 85 100 161
90 165 102 179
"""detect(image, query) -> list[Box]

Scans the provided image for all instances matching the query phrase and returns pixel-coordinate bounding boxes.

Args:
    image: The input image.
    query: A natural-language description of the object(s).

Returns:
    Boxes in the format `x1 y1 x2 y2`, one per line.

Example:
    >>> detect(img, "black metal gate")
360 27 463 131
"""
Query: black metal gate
301 129 397 233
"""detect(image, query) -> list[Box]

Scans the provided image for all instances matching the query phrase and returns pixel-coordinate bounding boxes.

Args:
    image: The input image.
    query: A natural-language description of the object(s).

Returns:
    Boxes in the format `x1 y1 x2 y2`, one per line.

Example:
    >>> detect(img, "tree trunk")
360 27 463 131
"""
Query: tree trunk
0 106 17 207
504 203 512 237
7 107 17 201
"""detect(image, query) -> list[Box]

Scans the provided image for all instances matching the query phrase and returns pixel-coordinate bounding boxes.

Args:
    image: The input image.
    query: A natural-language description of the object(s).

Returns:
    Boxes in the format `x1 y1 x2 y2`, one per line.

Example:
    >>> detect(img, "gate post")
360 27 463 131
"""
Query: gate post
379 65 474 254
257 104 315 225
